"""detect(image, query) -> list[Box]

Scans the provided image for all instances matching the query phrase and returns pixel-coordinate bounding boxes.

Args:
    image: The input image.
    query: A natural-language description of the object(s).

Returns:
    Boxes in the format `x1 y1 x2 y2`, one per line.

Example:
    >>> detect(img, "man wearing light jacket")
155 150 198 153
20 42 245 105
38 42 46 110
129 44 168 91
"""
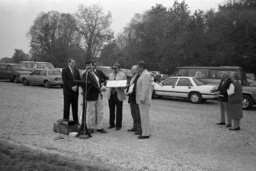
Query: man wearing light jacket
136 60 153 139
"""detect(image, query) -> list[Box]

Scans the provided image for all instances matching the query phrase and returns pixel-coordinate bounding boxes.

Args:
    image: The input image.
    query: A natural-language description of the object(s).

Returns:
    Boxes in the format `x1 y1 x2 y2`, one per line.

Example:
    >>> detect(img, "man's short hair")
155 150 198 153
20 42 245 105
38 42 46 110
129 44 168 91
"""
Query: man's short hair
85 61 93 65
137 60 146 68
112 63 121 69
231 72 240 80
68 58 75 63
92 61 97 66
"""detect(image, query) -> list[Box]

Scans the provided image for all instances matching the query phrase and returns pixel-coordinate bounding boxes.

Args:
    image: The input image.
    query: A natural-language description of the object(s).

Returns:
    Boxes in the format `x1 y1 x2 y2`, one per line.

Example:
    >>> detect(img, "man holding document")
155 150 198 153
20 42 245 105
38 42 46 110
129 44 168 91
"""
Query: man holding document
106 63 127 130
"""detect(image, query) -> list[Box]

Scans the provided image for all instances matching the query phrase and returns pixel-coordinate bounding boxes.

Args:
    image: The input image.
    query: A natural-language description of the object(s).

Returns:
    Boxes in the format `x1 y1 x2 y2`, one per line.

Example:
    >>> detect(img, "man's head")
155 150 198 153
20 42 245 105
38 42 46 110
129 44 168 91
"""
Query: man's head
85 61 93 71
137 60 146 73
231 72 240 81
92 61 97 70
112 63 120 74
68 58 76 69
130 65 138 76
220 72 229 79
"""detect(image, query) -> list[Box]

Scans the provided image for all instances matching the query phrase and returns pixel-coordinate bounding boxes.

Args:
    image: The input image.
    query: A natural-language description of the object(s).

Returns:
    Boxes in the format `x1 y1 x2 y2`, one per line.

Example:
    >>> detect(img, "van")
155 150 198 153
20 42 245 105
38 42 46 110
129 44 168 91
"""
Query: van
19 61 54 71
172 66 248 86
172 66 256 109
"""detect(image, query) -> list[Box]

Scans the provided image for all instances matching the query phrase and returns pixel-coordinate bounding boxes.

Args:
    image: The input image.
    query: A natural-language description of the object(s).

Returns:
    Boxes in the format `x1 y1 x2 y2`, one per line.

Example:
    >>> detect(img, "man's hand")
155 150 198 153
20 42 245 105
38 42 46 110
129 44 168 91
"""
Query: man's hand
72 86 77 92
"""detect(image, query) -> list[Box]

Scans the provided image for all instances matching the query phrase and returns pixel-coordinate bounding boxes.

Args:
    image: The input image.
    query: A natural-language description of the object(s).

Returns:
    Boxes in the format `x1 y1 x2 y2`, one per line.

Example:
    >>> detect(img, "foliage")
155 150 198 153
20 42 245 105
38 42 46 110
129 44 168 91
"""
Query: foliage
75 4 113 61
100 0 256 74
12 49 30 63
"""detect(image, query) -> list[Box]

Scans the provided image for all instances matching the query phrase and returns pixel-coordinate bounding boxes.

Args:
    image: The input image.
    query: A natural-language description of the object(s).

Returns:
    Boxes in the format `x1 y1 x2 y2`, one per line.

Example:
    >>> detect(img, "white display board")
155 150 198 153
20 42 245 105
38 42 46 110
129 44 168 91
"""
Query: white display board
106 80 127 88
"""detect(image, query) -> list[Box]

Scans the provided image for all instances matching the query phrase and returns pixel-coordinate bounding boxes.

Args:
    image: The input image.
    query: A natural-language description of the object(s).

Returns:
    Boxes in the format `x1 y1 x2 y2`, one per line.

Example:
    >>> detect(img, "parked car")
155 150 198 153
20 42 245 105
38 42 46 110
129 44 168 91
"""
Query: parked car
172 66 256 109
0 63 31 82
153 76 218 104
22 69 63 88
19 61 54 71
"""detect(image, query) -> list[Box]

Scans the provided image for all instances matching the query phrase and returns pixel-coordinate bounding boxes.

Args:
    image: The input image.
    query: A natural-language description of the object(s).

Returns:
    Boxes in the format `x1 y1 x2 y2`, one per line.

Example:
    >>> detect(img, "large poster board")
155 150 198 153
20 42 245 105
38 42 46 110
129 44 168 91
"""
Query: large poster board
106 80 127 88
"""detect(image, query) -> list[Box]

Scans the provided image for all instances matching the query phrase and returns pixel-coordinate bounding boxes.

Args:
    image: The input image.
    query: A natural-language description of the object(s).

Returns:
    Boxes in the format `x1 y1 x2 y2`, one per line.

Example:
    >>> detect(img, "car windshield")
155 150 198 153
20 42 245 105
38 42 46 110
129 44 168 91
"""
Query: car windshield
193 78 206 86
12 65 28 70
45 63 54 69
48 70 61 75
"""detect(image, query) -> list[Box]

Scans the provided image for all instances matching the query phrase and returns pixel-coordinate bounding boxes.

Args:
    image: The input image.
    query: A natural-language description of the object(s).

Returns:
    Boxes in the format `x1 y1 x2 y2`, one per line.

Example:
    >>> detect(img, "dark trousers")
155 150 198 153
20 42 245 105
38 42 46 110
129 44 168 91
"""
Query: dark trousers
63 94 79 124
109 93 123 128
130 103 141 132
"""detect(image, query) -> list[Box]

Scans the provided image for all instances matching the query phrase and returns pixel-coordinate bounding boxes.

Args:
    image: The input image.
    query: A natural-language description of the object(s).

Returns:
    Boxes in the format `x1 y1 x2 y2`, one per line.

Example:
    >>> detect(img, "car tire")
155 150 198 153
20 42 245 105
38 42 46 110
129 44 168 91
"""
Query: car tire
23 79 29 86
242 94 253 110
189 92 202 104
44 80 51 88
14 76 19 83
152 90 159 99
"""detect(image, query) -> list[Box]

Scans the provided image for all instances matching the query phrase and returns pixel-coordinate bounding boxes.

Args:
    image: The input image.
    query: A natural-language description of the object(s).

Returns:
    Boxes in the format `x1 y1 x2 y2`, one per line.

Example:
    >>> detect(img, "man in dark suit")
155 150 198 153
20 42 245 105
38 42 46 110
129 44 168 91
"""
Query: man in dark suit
92 61 108 84
81 61 107 134
213 72 232 127
62 58 81 124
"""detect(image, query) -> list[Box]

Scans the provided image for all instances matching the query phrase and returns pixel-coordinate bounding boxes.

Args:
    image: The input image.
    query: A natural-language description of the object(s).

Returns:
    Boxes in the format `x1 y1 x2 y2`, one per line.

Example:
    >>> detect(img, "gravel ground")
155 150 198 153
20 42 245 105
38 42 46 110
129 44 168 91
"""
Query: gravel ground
0 81 256 171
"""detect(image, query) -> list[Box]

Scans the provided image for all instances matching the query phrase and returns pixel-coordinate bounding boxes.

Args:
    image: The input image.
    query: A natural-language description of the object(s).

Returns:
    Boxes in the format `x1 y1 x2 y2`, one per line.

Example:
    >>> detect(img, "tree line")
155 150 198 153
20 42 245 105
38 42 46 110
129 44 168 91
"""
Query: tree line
100 0 256 74
1 0 255 75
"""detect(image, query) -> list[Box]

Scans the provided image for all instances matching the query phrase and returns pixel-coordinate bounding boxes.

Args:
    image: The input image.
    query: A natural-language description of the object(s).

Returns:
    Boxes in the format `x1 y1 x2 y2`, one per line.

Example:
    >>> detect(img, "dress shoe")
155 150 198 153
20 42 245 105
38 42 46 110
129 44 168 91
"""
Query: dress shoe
134 132 142 135
216 122 225 125
115 127 121 131
97 129 107 133
127 128 137 132
108 126 115 129
229 127 240 131
225 124 231 128
138 135 150 139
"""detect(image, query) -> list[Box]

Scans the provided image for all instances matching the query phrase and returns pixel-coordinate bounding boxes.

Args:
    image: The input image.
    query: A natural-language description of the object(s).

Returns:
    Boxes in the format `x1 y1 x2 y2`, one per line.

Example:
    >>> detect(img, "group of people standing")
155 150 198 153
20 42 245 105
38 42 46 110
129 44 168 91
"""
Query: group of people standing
214 72 243 131
61 58 153 139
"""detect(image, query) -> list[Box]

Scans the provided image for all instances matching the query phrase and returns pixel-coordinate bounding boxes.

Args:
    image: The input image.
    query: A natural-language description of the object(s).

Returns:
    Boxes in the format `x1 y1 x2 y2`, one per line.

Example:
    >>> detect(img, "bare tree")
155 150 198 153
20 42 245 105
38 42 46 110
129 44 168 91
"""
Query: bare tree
75 4 113 62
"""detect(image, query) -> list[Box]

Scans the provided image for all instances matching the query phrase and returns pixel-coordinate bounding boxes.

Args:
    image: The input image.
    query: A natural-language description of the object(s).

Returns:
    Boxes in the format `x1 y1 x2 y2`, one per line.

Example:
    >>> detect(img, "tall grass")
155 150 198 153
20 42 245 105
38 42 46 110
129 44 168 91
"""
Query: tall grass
0 141 110 171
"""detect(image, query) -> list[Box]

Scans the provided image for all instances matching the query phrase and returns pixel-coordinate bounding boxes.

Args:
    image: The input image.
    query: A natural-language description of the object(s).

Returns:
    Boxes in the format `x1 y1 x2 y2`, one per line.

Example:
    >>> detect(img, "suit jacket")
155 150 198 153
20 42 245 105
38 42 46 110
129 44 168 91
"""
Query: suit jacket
82 70 102 101
217 77 232 101
95 69 108 85
128 74 140 104
136 69 153 105
62 67 81 96
107 71 127 101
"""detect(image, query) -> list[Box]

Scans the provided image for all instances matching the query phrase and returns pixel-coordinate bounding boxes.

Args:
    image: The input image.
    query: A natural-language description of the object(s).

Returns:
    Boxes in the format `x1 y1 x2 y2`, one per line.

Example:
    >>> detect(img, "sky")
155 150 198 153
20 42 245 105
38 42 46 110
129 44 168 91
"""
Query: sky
0 0 225 59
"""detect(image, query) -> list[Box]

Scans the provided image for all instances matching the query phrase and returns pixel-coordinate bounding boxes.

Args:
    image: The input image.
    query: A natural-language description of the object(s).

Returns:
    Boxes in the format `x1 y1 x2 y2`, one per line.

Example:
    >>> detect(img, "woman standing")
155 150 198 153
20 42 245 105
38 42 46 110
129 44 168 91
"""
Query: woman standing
227 72 243 131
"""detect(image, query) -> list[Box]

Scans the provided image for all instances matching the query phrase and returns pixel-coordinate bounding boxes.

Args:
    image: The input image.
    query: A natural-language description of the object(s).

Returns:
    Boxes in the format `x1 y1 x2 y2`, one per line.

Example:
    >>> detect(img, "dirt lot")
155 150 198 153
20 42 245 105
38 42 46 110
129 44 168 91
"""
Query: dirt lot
0 81 256 171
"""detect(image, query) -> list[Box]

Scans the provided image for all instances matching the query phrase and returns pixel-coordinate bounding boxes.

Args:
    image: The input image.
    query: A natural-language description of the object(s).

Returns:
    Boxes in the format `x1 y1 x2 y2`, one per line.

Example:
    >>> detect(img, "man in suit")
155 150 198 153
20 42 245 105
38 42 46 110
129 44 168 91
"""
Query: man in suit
92 61 108 84
127 65 142 135
81 61 107 134
136 60 153 139
213 72 232 127
107 63 127 130
62 58 81 124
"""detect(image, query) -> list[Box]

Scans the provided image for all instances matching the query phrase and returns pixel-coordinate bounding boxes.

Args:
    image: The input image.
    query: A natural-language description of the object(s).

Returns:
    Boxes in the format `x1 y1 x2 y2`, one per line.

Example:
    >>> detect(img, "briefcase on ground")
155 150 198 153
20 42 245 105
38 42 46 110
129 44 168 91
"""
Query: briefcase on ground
53 119 78 135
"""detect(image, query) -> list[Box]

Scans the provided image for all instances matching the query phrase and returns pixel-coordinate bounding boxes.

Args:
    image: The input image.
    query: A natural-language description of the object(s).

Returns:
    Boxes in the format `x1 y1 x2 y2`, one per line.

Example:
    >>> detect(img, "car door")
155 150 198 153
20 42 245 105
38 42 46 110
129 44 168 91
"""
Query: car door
155 77 178 97
29 70 40 84
38 70 47 84
5 65 14 79
0 64 7 79
174 78 193 98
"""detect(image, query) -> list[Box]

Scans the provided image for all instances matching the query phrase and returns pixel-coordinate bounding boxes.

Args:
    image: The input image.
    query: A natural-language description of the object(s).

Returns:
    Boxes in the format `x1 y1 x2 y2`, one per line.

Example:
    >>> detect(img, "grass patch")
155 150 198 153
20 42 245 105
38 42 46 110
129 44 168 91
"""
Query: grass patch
0 141 110 171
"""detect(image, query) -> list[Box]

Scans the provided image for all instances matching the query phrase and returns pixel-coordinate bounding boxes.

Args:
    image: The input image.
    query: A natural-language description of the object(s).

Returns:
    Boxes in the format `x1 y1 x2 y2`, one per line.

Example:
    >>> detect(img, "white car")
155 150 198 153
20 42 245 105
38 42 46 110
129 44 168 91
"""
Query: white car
22 69 63 88
153 76 218 103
